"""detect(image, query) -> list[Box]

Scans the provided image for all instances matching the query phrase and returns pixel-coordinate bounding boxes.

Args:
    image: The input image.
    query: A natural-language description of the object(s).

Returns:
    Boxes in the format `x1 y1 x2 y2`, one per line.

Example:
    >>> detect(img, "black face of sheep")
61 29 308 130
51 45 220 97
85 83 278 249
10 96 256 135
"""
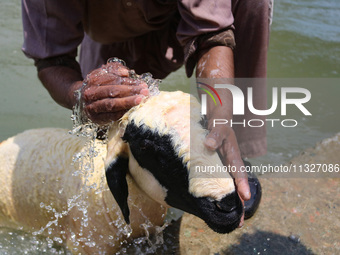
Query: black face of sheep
127 121 243 233
105 91 244 234
106 120 243 234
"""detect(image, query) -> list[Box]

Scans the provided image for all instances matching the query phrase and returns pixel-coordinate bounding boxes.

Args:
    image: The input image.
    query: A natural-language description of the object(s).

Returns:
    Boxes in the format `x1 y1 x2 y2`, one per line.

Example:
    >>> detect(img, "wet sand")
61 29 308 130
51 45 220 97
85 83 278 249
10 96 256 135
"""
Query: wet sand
141 133 340 255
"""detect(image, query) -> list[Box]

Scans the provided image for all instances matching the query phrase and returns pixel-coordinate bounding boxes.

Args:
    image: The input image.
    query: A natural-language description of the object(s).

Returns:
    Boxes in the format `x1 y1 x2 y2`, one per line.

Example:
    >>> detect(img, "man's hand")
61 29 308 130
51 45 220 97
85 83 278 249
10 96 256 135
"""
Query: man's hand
38 60 148 126
196 46 250 227
204 118 250 227
82 62 149 125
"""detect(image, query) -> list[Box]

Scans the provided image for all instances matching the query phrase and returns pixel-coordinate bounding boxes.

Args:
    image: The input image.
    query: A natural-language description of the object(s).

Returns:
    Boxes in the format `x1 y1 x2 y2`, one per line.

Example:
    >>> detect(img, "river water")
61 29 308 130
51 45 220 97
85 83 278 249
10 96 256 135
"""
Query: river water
0 0 339 253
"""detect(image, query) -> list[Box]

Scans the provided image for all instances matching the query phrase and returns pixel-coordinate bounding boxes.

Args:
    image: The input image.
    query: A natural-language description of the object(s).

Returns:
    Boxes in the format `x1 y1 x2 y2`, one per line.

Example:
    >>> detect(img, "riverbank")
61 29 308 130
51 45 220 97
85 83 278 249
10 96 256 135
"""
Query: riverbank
141 133 340 255
0 135 338 255
180 133 339 255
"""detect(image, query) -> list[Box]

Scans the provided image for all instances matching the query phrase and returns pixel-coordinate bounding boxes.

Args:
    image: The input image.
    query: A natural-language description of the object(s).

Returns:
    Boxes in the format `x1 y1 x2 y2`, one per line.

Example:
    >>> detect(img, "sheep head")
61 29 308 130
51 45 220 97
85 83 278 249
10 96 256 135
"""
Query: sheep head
105 91 243 234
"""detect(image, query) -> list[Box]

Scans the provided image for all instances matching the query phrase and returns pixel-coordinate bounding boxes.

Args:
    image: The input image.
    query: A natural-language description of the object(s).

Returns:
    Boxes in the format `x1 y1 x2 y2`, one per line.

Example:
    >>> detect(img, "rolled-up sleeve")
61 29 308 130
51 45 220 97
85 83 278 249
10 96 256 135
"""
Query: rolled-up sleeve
177 0 235 77
21 0 84 61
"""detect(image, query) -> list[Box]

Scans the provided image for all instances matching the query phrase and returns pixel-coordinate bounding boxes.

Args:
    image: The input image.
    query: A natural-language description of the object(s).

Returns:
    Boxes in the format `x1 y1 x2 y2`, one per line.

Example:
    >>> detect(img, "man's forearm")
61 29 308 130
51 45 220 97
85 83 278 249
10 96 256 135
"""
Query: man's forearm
38 66 83 110
196 46 234 79
196 46 235 124
196 46 251 210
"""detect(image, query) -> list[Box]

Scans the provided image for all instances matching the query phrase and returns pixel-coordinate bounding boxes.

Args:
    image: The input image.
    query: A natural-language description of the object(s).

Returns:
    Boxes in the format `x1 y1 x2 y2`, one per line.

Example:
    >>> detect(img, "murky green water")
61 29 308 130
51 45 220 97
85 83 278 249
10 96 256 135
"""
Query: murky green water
0 0 339 253
1 0 339 161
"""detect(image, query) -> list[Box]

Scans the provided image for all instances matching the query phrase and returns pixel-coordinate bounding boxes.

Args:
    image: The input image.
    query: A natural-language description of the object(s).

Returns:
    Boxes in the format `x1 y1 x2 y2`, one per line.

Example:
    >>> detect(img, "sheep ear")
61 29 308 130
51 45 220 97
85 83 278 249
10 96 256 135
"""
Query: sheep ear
105 156 130 224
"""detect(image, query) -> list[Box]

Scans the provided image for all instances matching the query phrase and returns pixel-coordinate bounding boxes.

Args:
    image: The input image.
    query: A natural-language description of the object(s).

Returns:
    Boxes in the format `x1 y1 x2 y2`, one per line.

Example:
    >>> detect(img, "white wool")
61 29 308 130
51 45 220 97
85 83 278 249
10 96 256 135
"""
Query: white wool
0 128 165 254
0 91 236 254
118 91 235 201
128 152 168 207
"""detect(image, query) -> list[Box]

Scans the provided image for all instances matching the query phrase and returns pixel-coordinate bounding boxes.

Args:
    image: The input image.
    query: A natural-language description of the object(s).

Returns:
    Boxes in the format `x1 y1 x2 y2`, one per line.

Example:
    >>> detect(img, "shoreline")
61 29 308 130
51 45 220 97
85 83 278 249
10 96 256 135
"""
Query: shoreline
178 132 340 255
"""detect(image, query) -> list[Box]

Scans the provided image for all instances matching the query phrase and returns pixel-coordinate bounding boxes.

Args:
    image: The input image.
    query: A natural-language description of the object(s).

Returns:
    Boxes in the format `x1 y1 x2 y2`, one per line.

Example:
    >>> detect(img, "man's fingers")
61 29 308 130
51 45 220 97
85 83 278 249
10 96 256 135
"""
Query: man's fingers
223 136 249 225
225 147 251 201
85 95 144 115
86 73 143 86
83 84 149 101
234 174 251 201
204 137 219 150
238 199 245 228
88 62 129 77
85 61 131 85
225 148 250 201
204 125 251 200
223 140 251 201
86 110 128 125
81 61 145 125
217 128 251 201
86 73 122 86
105 62 130 76
204 125 229 150
85 94 145 124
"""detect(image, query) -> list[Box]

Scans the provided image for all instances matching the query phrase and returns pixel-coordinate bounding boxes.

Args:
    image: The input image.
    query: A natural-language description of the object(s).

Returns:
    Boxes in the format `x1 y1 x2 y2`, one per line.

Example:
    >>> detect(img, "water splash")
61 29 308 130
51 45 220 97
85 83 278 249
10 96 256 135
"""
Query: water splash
69 57 161 137
0 227 71 255
2 59 166 254
66 58 163 249
114 202 169 254
107 57 161 96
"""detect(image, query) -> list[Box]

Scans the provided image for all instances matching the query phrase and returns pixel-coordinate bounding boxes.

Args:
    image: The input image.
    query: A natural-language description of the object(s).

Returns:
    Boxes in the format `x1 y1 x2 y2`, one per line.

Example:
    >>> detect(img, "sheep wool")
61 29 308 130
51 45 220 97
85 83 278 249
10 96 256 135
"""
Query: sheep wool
0 91 243 254
0 128 165 254
118 91 236 202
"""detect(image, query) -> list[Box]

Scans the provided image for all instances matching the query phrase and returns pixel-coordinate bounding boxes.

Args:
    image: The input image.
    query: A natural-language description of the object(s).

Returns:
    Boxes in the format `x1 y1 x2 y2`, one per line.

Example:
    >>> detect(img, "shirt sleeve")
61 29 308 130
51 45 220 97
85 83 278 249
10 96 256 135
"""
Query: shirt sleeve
176 0 235 77
21 0 84 61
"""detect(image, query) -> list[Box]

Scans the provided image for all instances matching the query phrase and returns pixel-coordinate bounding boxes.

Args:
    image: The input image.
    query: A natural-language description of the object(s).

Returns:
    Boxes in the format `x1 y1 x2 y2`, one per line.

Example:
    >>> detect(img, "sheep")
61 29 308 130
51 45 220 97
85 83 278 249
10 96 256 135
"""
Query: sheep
0 91 243 254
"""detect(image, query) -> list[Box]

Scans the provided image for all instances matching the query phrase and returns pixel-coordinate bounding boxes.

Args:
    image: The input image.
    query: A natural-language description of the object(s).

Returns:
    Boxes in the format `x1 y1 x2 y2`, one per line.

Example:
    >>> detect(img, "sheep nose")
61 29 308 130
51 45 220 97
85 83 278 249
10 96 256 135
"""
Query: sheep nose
215 200 237 212
214 191 242 212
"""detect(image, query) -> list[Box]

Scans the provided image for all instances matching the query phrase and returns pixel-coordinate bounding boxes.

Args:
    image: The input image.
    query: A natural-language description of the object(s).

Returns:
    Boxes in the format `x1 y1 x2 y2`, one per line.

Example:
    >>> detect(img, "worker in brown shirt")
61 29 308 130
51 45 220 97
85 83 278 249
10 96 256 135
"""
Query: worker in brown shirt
22 0 273 225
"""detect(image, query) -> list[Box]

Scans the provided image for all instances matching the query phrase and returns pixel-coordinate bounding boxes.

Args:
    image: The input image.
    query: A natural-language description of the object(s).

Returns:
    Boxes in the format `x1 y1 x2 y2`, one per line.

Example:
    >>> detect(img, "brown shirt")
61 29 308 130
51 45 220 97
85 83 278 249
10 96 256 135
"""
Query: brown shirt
22 0 235 76
21 0 270 158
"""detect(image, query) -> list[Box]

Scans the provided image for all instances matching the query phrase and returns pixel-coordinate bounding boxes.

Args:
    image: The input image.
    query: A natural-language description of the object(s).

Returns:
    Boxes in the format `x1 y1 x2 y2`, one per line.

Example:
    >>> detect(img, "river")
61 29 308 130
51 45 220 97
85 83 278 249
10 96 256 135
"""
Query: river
0 0 339 253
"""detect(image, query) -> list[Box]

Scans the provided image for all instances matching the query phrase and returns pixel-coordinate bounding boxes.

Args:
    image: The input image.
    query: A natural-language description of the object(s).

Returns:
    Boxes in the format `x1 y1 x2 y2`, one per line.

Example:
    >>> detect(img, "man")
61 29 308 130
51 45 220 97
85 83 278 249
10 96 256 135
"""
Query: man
22 0 271 226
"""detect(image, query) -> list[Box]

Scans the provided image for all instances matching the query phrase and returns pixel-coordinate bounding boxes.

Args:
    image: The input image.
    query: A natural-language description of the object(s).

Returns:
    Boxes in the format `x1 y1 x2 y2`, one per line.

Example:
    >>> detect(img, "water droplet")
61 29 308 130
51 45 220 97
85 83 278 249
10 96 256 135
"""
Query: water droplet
85 241 96 247
107 57 126 66
288 234 300 243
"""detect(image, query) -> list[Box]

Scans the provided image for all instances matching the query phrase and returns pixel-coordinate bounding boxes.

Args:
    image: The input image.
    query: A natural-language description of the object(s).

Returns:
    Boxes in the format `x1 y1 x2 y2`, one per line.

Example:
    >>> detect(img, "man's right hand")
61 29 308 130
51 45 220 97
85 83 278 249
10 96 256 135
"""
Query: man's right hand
81 62 149 125
38 60 149 126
